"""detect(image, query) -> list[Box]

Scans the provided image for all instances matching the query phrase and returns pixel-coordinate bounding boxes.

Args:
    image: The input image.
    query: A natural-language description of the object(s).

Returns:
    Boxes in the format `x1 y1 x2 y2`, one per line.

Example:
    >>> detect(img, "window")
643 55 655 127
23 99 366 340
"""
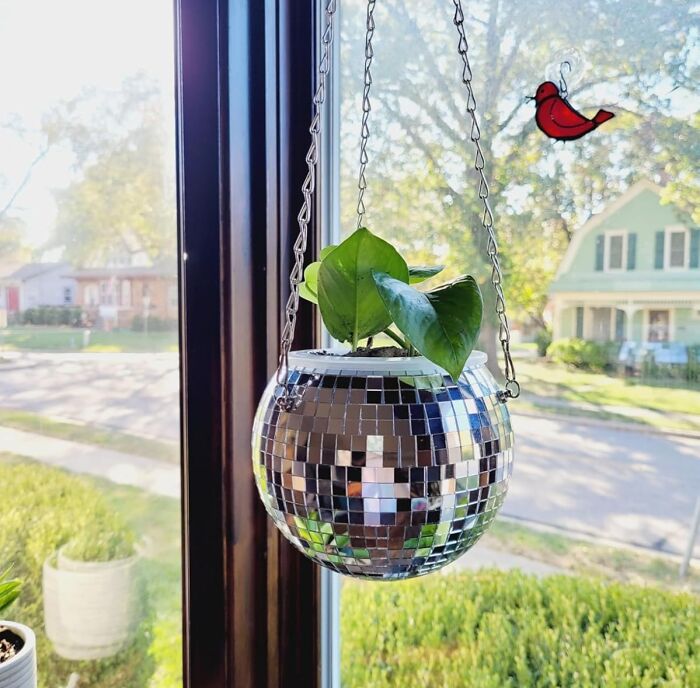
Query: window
605 231 626 271
0 1 182 685
575 306 584 338
648 309 670 342
666 228 688 269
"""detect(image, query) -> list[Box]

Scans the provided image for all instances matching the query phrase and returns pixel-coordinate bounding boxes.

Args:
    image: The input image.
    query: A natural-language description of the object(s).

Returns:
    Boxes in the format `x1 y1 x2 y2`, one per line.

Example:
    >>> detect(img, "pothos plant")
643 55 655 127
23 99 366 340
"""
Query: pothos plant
0 567 21 617
299 227 483 381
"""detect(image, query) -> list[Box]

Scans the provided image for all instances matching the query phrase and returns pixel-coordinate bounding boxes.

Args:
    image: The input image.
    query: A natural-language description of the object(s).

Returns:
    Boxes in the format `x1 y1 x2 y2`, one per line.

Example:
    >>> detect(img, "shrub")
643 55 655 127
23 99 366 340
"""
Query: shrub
341 570 700 688
21 306 82 327
534 328 552 357
548 338 615 372
0 459 153 687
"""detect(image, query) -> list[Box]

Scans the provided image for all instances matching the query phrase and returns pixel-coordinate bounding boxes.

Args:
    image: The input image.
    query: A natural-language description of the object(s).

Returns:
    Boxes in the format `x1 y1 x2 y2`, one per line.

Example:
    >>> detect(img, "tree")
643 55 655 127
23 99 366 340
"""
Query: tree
338 0 697 372
47 75 176 266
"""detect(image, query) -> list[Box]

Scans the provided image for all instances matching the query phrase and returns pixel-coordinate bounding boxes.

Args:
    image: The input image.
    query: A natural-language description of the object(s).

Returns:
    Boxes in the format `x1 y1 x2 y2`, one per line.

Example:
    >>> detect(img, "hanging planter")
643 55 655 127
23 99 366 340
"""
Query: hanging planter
252 0 520 580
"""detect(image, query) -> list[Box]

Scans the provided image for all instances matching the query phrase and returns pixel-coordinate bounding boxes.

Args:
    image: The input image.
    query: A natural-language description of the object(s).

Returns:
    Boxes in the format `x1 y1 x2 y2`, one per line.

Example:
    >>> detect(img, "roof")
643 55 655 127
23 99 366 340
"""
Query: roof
68 265 176 280
6 262 72 282
554 180 663 279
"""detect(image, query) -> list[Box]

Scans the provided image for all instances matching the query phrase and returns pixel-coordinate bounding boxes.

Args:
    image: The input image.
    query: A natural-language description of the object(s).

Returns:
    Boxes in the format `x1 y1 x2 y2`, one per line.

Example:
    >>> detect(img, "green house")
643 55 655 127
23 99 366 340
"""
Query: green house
549 180 700 345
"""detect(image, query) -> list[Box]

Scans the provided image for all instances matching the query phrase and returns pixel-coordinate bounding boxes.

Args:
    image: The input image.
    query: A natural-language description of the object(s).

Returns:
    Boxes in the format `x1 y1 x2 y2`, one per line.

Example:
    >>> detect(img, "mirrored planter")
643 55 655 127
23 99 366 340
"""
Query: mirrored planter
252 350 514 580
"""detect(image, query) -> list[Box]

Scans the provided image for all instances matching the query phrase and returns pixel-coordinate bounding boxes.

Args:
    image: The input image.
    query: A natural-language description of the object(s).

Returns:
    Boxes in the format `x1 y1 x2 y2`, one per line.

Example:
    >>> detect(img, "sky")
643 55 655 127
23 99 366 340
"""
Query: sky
0 0 175 250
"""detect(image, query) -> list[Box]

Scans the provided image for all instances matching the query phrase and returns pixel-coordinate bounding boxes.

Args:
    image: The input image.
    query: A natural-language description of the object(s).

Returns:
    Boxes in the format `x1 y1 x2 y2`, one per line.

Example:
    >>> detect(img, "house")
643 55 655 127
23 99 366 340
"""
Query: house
0 262 76 318
69 264 177 329
549 180 699 346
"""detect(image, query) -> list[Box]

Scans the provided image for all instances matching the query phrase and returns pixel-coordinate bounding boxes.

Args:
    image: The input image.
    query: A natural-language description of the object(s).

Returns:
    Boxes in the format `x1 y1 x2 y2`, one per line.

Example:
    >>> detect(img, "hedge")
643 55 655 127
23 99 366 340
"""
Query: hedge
548 338 616 372
341 571 700 688
0 460 153 688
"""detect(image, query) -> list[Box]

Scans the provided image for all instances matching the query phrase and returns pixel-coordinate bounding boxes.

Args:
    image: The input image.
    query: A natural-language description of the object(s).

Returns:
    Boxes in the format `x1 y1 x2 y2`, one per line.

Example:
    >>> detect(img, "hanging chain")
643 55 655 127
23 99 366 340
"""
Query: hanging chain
355 0 377 228
275 0 338 410
452 0 520 400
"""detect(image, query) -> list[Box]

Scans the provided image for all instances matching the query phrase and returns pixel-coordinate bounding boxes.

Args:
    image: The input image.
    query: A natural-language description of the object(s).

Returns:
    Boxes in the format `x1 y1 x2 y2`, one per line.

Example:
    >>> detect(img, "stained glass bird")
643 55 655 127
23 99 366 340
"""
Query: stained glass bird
531 81 614 141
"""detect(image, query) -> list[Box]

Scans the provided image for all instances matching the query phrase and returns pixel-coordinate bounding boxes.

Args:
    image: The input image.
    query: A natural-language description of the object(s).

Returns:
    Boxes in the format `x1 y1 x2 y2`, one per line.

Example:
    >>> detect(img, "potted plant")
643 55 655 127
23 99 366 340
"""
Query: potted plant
0 567 37 688
252 227 515 580
43 527 140 660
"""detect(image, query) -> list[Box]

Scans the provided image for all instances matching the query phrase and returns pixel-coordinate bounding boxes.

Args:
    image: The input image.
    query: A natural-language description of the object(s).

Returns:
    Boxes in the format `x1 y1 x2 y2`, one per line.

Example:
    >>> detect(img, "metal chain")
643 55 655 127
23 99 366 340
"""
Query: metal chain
355 0 377 229
275 0 338 410
452 0 520 400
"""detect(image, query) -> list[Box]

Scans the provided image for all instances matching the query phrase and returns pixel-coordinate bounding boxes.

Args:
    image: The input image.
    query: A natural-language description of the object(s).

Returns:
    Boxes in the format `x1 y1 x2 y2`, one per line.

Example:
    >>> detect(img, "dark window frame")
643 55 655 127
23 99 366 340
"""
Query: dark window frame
175 1 322 686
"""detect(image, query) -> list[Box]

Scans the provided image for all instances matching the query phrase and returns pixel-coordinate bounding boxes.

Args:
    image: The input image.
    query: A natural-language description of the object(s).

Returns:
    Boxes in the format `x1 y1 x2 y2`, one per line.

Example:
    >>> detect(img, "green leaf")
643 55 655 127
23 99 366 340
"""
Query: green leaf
408 265 445 284
372 272 483 380
319 244 338 260
318 228 409 346
0 566 21 614
298 261 321 304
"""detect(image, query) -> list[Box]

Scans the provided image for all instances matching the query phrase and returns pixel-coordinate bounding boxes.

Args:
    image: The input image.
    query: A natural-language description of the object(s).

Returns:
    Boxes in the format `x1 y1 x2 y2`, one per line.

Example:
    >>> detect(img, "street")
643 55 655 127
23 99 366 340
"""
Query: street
1 353 699 555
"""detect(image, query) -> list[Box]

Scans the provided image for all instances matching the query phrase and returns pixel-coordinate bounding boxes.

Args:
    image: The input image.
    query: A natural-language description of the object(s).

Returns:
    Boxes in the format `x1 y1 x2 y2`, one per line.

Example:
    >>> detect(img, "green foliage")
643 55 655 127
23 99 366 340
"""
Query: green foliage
0 567 21 616
305 227 483 376
548 338 616 371
21 306 82 327
534 328 553 357
341 570 700 688
130 315 178 332
318 228 409 347
61 528 136 563
0 460 153 687
373 272 483 380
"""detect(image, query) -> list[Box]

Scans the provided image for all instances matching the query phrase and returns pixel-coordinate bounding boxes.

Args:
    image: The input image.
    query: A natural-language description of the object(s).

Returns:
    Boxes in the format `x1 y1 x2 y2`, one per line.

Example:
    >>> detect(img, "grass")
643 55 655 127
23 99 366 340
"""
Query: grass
517 358 700 432
0 326 178 353
482 519 700 595
0 452 183 688
0 407 179 463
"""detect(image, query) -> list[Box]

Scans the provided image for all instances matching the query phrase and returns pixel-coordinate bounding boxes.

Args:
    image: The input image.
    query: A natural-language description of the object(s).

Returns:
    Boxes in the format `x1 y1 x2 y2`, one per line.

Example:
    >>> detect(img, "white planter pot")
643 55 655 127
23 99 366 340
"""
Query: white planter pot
0 621 37 688
43 550 140 660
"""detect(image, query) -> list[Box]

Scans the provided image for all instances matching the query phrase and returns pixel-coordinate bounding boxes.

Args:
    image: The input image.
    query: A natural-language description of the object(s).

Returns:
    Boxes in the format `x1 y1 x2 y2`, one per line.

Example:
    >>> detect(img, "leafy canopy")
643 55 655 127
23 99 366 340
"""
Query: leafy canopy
301 227 482 380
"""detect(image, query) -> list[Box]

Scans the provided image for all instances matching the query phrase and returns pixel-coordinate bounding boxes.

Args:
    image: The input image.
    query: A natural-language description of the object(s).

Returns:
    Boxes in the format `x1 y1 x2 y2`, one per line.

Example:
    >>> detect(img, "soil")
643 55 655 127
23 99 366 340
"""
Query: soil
0 626 24 664
343 346 412 358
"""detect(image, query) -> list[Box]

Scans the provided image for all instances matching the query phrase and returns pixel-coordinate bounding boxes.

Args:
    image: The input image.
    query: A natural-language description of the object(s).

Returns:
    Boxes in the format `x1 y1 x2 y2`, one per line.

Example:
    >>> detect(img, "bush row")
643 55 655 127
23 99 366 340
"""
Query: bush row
130 315 178 332
547 338 616 371
18 306 84 327
0 459 153 688
341 570 700 688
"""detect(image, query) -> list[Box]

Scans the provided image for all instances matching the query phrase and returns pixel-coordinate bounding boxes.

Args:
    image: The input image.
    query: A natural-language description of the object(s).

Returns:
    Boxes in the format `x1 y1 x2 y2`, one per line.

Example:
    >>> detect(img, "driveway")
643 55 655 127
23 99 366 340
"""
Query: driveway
505 414 700 556
1 353 699 555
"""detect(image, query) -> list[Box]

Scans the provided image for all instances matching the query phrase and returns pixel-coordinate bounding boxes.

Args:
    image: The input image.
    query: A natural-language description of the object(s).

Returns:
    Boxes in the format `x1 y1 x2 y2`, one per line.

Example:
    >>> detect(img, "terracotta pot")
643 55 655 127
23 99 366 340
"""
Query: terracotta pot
0 621 36 688
252 350 514 580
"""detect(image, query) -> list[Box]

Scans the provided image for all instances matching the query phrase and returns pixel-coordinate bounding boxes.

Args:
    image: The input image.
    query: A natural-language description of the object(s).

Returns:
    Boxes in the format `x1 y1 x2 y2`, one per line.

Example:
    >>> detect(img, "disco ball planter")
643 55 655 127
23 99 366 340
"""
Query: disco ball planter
252 350 514 580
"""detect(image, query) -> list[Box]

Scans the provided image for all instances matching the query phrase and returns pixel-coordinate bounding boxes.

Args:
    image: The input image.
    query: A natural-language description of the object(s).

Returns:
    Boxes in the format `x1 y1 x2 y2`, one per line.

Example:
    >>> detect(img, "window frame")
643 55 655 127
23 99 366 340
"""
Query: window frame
604 229 627 272
665 225 689 270
175 1 324 686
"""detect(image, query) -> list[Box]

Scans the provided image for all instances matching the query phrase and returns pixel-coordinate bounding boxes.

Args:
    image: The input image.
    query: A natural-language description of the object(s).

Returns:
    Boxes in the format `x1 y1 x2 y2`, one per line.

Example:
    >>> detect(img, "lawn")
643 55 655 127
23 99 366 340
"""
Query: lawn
0 326 178 353
0 407 179 463
516 358 700 432
0 452 182 688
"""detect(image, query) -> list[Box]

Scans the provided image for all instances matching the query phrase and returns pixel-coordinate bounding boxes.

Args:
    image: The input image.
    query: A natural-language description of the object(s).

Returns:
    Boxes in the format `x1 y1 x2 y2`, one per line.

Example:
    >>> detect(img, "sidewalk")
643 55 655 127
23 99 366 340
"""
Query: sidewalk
444 544 566 577
0 426 180 498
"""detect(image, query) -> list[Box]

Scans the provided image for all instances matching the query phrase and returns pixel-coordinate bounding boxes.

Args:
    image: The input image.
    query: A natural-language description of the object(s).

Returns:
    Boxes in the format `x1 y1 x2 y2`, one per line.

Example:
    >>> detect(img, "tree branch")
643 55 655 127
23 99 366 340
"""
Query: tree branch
0 144 51 220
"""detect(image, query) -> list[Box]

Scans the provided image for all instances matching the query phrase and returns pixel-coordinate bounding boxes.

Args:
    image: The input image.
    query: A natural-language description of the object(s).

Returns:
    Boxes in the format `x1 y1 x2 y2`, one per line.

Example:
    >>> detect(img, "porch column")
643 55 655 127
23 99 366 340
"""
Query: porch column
621 303 640 342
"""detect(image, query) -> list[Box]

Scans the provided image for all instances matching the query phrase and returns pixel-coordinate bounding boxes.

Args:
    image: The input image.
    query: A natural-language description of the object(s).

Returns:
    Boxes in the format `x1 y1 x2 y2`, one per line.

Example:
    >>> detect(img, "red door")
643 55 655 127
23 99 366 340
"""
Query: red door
6 287 19 313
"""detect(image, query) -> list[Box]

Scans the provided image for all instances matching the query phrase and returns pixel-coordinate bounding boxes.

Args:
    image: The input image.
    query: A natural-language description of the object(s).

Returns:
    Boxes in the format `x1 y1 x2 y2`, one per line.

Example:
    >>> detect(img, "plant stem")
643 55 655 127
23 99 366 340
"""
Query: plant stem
351 331 359 352
383 328 409 350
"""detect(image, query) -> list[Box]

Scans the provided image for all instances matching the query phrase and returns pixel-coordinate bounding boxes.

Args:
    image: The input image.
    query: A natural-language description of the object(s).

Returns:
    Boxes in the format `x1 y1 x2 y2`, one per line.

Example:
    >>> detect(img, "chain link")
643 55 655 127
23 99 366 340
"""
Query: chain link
356 0 377 229
276 0 338 410
452 0 519 400
275 0 520 408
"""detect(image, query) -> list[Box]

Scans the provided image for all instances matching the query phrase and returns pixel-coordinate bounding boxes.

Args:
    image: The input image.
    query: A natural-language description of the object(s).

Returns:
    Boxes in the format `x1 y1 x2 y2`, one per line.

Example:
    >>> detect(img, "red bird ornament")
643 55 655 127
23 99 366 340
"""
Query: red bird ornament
532 81 614 141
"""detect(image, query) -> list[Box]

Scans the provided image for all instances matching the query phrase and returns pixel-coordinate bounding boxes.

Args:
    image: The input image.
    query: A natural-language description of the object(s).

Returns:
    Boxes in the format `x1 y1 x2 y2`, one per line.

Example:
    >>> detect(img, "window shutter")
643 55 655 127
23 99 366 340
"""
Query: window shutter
595 235 604 271
690 228 700 269
654 230 665 269
626 233 636 270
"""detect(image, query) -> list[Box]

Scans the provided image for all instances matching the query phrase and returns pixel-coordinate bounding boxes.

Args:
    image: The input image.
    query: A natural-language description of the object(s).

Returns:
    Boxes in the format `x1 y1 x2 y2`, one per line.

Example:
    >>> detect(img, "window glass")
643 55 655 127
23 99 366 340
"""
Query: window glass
334 1 699 685
669 230 686 268
0 2 182 687
607 234 624 269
